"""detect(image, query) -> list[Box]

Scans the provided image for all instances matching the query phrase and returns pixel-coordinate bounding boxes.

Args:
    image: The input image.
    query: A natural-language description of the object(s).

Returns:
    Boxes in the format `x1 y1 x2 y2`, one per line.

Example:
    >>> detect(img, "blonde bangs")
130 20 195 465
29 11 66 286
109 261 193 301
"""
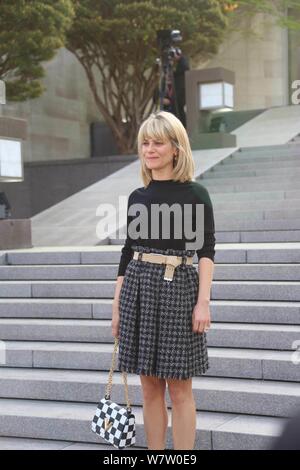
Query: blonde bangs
138 116 174 145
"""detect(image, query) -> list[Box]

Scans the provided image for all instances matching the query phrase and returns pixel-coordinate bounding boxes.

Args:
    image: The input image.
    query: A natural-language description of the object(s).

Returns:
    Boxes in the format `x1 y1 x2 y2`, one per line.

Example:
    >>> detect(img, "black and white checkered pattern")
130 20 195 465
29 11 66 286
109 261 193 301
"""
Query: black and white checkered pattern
118 245 209 380
91 398 136 449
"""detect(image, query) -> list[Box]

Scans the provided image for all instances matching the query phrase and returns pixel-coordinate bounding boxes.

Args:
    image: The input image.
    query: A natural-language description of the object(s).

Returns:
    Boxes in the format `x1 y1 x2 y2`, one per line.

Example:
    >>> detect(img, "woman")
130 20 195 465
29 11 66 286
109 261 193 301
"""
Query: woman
112 111 215 450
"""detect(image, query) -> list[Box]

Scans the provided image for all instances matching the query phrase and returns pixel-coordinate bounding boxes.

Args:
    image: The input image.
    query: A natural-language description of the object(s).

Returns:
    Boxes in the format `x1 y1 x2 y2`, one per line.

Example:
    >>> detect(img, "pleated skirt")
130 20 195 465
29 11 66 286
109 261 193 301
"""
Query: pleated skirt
118 244 209 380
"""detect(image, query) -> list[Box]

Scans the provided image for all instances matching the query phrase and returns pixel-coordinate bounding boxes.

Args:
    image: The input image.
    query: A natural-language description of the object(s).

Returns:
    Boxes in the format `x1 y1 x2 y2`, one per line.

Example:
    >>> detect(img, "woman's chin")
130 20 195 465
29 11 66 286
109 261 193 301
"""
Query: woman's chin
146 162 161 170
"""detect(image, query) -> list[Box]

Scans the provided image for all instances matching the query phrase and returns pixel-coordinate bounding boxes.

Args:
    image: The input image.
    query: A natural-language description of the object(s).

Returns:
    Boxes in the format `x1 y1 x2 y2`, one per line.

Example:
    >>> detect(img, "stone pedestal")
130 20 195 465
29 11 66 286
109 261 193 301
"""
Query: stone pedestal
186 67 236 149
0 219 32 249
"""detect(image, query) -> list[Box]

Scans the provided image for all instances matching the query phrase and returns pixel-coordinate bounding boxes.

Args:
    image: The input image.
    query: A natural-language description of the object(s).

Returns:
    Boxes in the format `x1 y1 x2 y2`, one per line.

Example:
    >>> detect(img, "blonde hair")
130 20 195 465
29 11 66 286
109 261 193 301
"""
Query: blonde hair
137 111 195 187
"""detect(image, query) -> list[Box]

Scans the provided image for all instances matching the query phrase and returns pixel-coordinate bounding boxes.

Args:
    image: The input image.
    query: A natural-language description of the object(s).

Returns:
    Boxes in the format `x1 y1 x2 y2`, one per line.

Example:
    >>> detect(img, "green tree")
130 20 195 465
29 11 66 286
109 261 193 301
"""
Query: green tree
221 0 300 33
66 0 228 154
0 0 74 101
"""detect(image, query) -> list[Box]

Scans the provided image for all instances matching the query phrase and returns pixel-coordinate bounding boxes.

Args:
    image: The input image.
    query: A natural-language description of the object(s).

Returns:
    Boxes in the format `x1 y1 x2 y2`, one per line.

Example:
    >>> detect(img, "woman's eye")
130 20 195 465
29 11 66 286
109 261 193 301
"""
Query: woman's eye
142 141 163 145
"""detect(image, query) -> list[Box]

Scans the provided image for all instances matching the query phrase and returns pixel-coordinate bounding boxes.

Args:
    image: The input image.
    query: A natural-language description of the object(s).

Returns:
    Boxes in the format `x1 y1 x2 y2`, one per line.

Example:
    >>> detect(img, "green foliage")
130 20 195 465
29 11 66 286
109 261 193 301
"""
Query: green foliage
0 0 74 101
222 0 300 33
65 0 228 153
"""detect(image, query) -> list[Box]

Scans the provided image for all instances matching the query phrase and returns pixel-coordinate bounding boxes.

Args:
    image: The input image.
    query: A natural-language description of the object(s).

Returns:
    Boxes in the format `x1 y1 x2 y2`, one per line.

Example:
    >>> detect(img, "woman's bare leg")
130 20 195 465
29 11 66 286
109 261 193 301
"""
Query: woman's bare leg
167 378 196 450
140 374 168 449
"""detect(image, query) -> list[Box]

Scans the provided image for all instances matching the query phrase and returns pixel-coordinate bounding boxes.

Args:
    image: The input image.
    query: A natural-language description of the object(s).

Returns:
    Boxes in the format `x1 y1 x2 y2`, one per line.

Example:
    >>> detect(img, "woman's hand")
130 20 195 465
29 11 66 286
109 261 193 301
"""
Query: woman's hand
192 299 211 334
111 300 120 339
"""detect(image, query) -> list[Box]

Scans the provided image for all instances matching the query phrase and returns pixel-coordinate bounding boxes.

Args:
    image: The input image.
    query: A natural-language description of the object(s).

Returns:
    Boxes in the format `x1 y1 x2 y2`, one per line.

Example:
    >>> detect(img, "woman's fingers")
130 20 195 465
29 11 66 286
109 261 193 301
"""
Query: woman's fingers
198 321 207 334
193 318 210 334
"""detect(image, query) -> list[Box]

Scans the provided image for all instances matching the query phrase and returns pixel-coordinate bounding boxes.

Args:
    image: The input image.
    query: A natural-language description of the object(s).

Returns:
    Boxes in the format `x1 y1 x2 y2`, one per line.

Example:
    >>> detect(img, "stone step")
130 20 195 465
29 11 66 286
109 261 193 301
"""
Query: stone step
0 436 139 450
4 248 120 266
0 299 298 325
0 278 299 300
204 166 300 180
214 217 300 231
0 436 74 450
0 341 298 382
224 154 300 166
2 244 300 265
238 142 300 149
200 172 300 186
0 368 299 418
0 319 299 350
0 263 299 281
212 280 300 301
215 207 300 222
211 189 298 203
213 206 300 222
0 397 285 450
236 147 300 156
112 229 300 244
208 323 300 350
214 199 300 212
213 159 300 172
218 230 300 243
208 348 299 382
0 265 121 281
200 180 299 193
0 298 97 319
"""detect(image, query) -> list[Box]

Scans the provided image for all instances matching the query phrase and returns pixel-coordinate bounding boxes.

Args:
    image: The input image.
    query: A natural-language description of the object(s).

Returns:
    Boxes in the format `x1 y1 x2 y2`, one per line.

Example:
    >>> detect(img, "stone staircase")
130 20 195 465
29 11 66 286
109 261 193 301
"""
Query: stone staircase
0 142 300 450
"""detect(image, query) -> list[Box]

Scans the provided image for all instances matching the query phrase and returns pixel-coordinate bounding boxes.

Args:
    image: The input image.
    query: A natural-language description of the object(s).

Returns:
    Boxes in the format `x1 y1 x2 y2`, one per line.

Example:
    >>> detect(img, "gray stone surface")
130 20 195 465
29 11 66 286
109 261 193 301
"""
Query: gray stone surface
0 139 299 449
0 436 73 450
0 397 285 450
0 368 299 418
1 262 300 281
0 341 298 382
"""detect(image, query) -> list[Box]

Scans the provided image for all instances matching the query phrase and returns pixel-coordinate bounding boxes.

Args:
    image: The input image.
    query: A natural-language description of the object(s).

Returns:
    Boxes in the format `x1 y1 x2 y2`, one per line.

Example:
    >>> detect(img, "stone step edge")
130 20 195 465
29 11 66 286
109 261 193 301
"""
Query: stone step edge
0 366 299 395
0 436 145 450
0 397 286 439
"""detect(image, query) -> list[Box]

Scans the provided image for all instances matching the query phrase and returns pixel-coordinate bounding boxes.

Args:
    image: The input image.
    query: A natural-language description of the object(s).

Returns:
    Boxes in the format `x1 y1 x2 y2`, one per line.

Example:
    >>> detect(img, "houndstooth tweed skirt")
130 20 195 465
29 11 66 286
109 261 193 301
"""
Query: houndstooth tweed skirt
118 245 209 380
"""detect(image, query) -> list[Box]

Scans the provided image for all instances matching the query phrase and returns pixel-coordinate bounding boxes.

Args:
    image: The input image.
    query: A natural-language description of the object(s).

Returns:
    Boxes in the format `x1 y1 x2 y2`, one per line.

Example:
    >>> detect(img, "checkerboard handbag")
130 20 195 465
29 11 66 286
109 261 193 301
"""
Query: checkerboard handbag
91 337 136 449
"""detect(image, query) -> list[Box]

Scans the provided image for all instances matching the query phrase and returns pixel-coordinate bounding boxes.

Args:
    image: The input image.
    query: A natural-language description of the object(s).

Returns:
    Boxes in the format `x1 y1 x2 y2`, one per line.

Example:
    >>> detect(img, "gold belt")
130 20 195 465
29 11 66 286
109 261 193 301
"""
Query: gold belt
133 251 194 281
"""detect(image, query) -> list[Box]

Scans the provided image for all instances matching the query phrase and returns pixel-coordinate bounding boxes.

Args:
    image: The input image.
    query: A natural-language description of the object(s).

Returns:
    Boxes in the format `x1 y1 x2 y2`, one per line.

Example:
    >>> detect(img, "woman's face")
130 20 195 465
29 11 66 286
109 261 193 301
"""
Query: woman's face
142 137 176 172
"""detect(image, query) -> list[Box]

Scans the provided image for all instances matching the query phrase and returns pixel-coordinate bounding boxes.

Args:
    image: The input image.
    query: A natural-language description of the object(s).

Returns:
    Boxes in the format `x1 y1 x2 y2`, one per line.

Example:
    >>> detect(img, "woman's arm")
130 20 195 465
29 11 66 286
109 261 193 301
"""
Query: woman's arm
112 191 135 337
113 275 124 307
117 191 135 277
192 257 215 334
192 183 216 333
112 275 125 338
197 257 214 304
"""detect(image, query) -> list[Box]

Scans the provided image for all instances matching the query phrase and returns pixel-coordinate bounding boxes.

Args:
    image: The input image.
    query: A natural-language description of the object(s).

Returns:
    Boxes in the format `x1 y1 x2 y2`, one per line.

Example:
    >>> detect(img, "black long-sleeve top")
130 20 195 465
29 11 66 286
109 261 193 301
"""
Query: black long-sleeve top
117 178 216 276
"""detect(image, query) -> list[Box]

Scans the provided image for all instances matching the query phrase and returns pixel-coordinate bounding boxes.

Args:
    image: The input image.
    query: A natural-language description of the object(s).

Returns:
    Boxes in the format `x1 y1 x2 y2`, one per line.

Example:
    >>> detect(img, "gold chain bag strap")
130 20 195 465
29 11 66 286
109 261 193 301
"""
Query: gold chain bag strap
91 337 136 449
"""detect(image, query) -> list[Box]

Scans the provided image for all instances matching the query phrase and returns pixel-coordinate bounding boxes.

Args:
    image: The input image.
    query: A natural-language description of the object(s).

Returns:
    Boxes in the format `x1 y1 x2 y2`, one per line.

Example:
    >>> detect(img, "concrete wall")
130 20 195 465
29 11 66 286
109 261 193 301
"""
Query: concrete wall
195 13 289 109
0 154 137 219
0 47 101 163
288 16 300 95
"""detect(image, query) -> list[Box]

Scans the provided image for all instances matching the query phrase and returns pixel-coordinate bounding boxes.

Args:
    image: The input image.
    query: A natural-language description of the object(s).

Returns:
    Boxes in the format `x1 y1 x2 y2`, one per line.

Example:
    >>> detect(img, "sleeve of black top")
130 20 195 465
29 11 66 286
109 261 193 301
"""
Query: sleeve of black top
117 191 135 276
195 185 216 263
